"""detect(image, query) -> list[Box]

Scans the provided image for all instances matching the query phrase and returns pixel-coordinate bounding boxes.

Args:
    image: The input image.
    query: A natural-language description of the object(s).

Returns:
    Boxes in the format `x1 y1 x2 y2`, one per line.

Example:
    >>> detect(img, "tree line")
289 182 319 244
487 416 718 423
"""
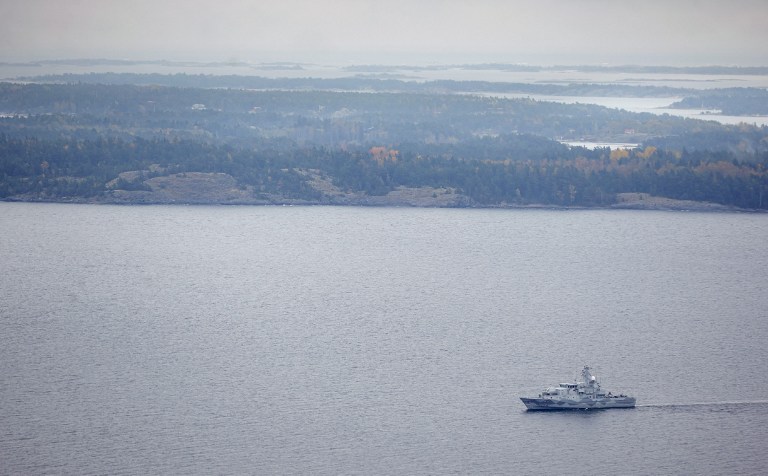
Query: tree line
3 82 766 157
1 79 767 208
1 135 766 209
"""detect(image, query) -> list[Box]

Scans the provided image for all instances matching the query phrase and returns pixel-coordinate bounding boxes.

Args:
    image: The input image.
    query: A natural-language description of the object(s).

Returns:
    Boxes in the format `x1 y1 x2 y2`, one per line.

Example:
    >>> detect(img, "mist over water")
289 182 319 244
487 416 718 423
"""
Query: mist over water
2 203 767 474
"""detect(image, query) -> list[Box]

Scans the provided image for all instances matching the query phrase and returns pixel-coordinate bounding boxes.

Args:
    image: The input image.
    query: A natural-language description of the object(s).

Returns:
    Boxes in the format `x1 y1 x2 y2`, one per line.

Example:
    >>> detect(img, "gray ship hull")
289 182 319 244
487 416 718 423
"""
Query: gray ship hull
521 396 636 411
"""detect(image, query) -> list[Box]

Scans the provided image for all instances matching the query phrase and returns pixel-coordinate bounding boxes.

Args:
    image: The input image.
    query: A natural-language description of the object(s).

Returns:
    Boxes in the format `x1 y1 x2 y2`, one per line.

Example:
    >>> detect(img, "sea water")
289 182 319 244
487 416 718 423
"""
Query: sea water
2 203 767 474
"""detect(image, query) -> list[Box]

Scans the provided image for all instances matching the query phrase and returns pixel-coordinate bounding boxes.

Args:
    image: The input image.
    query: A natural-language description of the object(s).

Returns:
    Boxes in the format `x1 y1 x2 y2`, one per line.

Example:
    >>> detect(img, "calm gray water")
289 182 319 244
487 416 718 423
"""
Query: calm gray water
2 203 767 475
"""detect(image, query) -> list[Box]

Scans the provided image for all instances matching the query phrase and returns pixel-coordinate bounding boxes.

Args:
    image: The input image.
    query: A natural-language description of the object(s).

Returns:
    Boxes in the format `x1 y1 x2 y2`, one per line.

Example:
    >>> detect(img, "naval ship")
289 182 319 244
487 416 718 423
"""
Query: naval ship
520 366 636 410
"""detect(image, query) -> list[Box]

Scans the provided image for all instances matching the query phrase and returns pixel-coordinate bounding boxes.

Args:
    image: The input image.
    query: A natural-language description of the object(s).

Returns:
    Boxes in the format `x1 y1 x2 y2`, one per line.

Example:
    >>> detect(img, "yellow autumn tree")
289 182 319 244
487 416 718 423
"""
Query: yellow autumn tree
636 146 657 159
610 148 630 161
369 146 399 165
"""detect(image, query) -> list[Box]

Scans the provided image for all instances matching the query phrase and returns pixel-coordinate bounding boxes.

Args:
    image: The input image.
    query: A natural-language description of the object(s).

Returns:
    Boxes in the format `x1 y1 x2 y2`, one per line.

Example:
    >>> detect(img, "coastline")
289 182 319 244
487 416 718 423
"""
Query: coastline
3 189 758 213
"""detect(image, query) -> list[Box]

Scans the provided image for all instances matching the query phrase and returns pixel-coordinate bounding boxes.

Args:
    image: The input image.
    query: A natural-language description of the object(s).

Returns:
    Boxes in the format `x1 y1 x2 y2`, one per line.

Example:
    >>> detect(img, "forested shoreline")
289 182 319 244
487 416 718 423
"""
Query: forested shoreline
1 77 767 210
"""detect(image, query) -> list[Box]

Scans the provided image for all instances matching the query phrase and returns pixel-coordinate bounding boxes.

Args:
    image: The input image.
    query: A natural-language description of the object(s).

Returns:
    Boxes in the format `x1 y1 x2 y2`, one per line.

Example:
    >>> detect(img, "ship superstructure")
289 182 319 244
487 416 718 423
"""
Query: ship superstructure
520 366 635 410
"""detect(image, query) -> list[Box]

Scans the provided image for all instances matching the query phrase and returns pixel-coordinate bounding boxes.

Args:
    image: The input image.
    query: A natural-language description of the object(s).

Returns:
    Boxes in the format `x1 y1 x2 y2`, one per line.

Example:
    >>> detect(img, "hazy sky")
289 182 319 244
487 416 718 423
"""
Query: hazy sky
1 0 766 65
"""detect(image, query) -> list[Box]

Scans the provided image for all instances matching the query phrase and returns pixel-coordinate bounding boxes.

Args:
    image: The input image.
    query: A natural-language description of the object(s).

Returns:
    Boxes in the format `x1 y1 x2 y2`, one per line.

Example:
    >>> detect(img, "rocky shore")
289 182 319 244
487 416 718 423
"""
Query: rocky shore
4 172 758 212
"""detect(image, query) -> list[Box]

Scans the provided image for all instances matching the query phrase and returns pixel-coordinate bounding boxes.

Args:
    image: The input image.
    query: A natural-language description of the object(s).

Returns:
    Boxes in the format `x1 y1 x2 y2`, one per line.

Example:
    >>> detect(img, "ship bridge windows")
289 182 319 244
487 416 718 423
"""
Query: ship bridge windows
543 388 561 396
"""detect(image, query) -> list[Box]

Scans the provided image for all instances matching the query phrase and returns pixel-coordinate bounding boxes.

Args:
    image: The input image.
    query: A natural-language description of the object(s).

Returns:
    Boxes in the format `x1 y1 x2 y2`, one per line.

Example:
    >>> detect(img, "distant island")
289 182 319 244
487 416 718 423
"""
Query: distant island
5 58 768 75
1 70 766 211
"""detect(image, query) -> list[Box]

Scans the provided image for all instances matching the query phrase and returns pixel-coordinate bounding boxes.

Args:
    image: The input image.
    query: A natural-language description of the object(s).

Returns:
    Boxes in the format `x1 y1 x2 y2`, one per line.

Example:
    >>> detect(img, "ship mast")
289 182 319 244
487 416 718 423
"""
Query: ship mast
582 366 598 390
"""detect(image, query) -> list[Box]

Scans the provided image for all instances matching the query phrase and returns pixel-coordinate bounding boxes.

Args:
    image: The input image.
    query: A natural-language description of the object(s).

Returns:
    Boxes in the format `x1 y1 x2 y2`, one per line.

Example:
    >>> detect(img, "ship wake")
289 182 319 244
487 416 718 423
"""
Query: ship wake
639 400 768 409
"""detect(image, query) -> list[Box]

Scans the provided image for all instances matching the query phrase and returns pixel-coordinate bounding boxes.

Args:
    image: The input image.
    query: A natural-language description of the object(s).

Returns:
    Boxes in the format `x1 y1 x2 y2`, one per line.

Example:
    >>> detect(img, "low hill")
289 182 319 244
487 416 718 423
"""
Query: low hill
1 80 766 210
